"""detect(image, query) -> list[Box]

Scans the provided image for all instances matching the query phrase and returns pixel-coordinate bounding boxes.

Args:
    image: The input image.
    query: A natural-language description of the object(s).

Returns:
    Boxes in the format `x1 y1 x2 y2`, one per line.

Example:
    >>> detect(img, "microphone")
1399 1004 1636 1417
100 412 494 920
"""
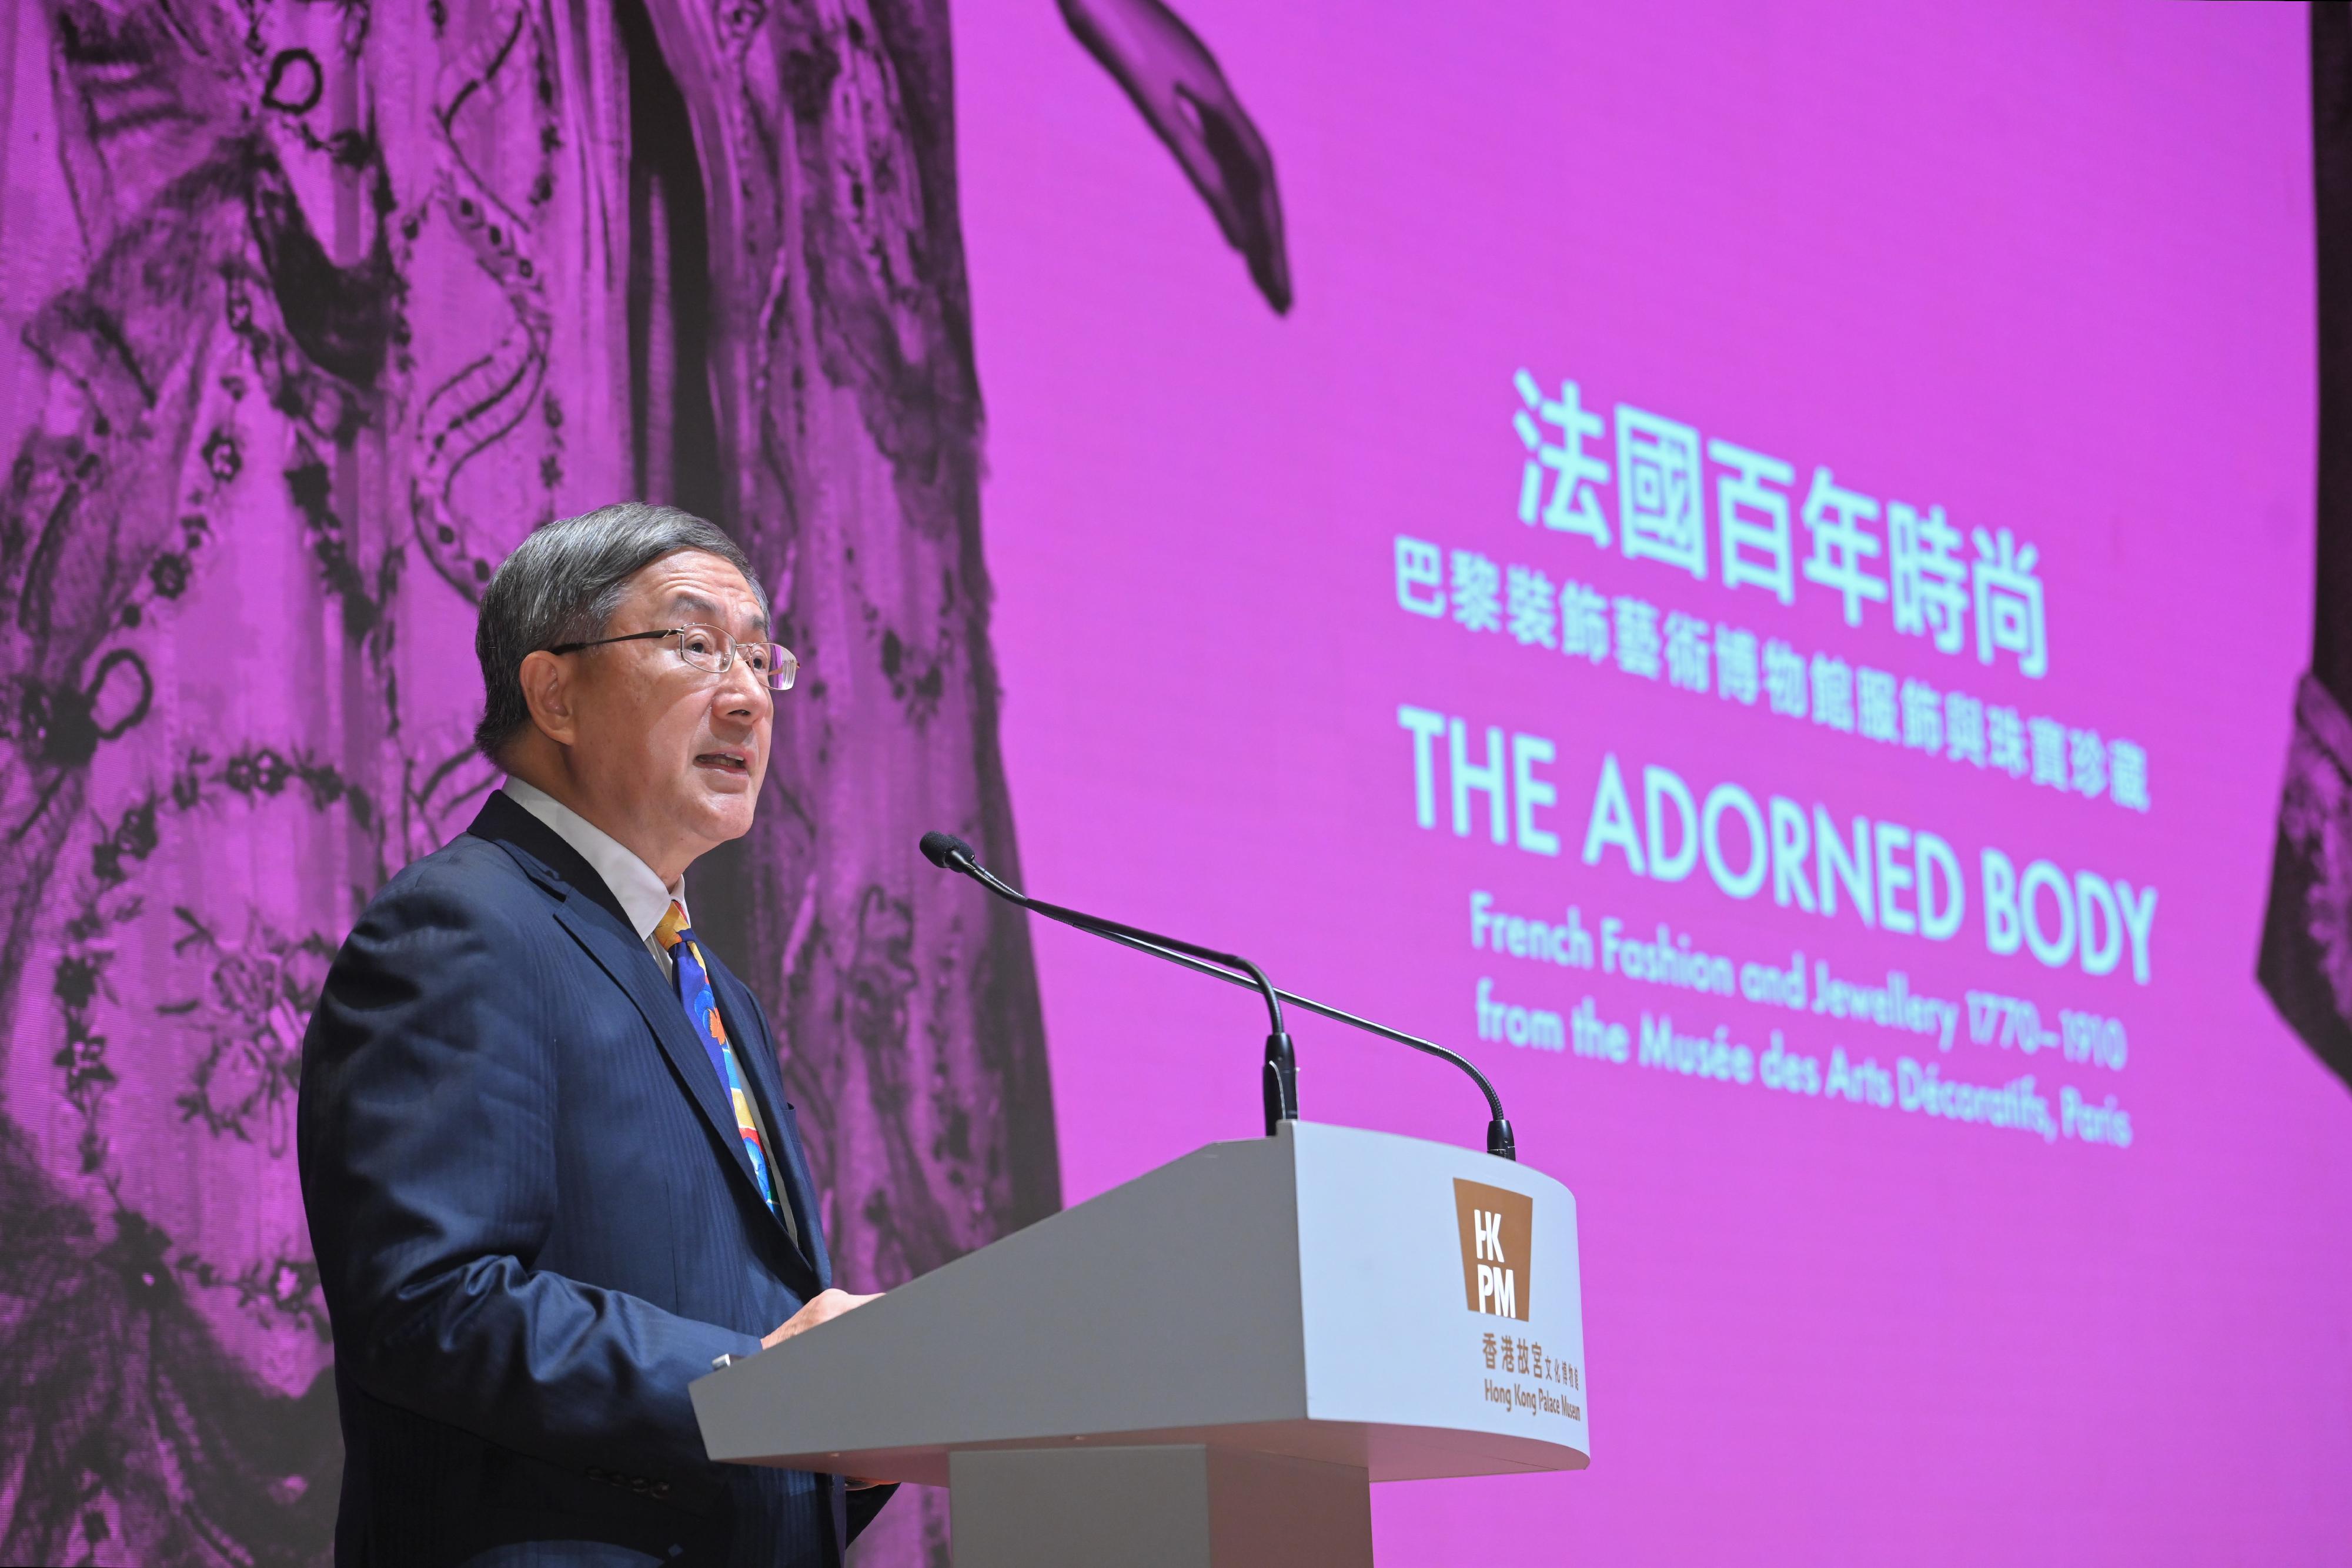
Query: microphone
920 831 1516 1160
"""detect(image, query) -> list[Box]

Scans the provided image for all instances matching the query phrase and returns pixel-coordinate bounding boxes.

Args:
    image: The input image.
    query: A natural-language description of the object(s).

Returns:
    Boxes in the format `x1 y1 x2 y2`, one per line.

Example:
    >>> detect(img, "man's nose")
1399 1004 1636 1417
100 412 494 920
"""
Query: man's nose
717 647 771 717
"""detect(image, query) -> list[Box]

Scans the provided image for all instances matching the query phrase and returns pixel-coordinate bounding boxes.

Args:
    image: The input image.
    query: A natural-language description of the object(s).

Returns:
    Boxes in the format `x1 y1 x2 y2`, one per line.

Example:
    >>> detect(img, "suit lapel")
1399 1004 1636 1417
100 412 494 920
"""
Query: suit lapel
468 795 794 1242
553 901 783 1211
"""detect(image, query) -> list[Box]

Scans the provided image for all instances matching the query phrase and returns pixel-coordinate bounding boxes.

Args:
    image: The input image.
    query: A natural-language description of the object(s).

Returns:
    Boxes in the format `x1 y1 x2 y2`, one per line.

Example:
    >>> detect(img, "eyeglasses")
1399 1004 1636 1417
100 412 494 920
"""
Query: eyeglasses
545 624 799 691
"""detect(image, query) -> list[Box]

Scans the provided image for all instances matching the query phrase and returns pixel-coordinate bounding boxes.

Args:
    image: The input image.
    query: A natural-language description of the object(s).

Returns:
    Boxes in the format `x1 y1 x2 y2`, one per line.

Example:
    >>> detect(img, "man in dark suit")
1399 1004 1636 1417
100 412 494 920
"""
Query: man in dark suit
299 503 893 1566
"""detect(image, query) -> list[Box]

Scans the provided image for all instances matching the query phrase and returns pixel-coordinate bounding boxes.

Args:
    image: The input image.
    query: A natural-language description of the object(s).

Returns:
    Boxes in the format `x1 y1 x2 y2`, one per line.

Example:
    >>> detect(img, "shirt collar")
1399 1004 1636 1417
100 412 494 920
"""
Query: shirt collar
500 777 686 945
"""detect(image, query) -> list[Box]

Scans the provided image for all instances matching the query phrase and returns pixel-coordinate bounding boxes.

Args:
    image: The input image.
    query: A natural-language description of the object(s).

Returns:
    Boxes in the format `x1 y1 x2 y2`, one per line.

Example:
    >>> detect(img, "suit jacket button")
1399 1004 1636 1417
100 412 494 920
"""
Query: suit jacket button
654 1482 672 1498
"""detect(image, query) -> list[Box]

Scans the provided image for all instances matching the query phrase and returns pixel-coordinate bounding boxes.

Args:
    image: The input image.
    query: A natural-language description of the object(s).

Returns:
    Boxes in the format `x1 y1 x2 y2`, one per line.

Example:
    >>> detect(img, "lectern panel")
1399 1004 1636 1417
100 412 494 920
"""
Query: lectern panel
691 1122 1589 1486
1291 1122 1591 1475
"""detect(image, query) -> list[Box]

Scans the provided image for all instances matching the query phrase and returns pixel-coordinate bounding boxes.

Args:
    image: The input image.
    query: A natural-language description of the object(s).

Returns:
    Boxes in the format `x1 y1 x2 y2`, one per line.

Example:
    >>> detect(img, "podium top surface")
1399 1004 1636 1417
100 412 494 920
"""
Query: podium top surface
691 1121 1588 1486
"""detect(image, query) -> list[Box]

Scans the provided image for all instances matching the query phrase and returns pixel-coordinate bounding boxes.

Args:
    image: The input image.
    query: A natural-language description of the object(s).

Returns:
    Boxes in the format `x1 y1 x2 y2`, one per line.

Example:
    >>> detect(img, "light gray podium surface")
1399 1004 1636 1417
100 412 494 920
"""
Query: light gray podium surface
693 1119 1584 1564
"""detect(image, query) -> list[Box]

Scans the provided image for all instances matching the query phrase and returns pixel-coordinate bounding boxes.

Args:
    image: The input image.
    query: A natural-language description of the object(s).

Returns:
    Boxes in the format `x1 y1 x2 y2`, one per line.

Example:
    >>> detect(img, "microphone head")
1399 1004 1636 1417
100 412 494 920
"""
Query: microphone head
919 830 978 871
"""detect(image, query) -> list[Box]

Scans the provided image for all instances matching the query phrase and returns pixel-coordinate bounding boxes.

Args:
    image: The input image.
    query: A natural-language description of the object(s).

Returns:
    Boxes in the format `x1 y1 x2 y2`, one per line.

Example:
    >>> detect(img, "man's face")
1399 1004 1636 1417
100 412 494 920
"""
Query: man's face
563 551 774 870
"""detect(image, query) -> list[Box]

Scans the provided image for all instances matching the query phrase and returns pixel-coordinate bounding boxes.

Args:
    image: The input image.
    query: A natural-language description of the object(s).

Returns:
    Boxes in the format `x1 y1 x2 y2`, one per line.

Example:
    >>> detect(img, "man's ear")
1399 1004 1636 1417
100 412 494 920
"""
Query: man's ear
517 650 580 748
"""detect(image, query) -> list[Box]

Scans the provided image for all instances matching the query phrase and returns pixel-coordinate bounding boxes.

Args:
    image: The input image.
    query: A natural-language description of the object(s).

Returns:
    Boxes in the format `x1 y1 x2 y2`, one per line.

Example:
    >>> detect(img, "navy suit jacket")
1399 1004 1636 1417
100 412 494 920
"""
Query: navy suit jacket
298 792 892 1567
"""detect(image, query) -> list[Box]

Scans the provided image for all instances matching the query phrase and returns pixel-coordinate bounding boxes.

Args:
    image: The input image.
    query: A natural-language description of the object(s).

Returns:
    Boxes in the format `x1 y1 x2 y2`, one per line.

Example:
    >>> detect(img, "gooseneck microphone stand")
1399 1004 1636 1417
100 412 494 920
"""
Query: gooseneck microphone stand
920 832 1516 1161
920 833 1297 1132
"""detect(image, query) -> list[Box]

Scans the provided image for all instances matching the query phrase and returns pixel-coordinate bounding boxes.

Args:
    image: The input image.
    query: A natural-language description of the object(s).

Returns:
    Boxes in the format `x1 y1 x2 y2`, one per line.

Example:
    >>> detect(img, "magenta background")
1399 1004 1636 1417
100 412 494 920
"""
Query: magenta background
958 2 2347 1563
0 1 2329 1560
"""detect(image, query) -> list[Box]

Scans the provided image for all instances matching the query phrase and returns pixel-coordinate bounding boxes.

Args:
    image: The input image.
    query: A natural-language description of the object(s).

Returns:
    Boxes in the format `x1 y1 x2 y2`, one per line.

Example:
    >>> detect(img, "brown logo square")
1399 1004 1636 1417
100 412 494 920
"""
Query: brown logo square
1454 1178 1533 1320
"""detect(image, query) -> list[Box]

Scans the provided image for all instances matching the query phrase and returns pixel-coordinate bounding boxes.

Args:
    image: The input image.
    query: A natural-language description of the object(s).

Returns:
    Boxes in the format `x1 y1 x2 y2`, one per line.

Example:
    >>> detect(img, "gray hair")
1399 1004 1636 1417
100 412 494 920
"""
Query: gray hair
473 502 771 761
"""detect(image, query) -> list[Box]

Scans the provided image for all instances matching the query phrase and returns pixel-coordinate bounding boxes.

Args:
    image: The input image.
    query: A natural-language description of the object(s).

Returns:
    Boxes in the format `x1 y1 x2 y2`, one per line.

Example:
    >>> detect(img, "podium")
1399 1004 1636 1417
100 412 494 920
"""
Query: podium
691 1120 1588 1566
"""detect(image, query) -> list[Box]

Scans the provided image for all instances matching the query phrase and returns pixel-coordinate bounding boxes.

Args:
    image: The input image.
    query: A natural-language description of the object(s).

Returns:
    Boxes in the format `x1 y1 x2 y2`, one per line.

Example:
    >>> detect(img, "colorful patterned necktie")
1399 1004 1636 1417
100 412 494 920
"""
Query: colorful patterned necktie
653 901 782 1221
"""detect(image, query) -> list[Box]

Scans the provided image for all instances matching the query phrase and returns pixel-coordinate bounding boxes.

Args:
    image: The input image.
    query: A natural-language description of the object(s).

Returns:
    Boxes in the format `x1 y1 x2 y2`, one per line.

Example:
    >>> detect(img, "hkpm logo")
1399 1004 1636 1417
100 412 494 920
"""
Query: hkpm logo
1454 1178 1533 1321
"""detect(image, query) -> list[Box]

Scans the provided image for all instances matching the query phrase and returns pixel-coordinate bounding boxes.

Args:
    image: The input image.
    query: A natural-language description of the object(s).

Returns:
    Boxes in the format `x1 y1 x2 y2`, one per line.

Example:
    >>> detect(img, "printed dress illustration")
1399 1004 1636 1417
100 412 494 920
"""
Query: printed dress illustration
2263 4 2352 1096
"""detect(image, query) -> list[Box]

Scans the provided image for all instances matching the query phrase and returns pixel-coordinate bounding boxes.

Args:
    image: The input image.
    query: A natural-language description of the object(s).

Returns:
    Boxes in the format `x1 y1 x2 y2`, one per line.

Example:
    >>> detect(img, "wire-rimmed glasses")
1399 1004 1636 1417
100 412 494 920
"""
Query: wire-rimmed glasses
545 624 799 691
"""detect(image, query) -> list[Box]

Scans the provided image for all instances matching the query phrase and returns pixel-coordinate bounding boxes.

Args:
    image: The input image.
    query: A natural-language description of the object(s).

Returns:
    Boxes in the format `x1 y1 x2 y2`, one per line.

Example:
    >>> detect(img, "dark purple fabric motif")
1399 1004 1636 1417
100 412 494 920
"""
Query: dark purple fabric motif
2259 673 2352 1085
2269 7 2352 1096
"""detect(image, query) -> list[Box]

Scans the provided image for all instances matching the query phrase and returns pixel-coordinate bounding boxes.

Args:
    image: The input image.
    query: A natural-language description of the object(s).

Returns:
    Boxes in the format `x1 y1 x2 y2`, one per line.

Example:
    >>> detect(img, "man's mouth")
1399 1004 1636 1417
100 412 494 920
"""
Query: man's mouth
696 750 751 775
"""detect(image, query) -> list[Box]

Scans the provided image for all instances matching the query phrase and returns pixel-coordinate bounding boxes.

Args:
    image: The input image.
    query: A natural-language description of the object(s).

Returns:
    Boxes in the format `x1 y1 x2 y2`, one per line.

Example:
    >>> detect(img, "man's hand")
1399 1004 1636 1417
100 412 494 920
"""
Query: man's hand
761 1288 879 1349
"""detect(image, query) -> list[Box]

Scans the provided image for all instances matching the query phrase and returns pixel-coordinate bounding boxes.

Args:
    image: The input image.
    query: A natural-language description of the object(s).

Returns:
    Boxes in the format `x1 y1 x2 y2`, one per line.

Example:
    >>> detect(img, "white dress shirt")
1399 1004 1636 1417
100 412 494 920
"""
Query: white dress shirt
500 777 797 1244
502 776 692 978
